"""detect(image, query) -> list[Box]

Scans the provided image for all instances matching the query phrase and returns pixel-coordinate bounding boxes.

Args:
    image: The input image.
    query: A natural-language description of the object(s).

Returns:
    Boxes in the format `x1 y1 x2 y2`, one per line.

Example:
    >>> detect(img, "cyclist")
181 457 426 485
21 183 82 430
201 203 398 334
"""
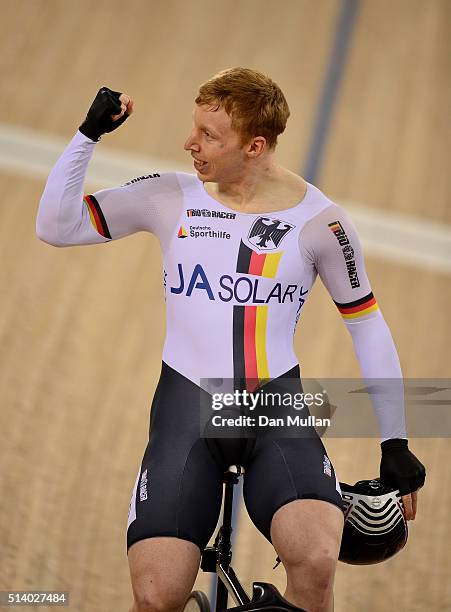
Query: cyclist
36 69 425 612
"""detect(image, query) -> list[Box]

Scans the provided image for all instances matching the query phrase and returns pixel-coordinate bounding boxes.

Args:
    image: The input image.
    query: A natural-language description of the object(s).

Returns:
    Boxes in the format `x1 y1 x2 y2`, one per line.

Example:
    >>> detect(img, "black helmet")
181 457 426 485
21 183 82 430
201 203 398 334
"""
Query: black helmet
339 478 408 565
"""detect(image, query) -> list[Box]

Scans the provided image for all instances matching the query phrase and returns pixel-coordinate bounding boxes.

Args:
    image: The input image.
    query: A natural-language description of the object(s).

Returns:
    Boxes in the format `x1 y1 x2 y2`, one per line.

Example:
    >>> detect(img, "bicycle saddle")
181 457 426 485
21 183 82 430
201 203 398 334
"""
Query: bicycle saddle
227 581 306 611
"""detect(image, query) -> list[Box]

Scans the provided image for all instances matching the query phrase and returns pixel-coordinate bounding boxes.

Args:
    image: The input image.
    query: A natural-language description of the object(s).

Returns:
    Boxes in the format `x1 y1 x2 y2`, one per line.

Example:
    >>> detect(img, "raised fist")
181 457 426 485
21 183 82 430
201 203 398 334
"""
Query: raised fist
79 87 134 142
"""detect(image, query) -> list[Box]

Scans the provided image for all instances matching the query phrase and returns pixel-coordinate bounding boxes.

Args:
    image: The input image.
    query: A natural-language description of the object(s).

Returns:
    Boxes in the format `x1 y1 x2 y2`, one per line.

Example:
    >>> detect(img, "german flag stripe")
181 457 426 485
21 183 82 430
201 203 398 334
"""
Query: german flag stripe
340 303 379 319
236 241 253 273
248 249 266 275
262 252 282 278
244 306 258 381
83 195 112 239
236 241 283 278
334 292 379 319
339 296 376 314
233 305 246 387
233 242 284 389
335 292 375 310
255 306 270 381
328 221 342 232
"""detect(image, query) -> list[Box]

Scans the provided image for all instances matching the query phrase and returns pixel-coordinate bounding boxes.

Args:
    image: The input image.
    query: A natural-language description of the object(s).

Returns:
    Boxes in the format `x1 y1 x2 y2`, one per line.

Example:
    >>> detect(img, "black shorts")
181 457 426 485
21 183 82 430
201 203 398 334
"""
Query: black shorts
126 362 343 553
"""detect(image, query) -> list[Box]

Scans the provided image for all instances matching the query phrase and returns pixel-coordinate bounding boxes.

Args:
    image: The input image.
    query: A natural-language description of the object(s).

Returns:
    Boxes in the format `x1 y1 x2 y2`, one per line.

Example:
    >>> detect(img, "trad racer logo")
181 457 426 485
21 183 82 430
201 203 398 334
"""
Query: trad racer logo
342 244 354 261
248 217 294 251
328 221 360 288
187 208 236 220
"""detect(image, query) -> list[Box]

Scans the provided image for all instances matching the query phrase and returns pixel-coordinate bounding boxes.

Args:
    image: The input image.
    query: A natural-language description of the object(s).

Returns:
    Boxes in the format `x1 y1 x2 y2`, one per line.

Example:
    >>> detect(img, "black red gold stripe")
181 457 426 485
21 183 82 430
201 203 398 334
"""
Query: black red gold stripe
233 241 283 389
328 221 342 233
83 194 112 239
334 292 379 319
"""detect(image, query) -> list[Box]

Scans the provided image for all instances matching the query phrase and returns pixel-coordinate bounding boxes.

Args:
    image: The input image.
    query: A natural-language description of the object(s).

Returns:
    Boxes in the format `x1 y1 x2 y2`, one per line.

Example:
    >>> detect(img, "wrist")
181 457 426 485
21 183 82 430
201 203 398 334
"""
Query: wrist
381 438 408 452
78 123 102 142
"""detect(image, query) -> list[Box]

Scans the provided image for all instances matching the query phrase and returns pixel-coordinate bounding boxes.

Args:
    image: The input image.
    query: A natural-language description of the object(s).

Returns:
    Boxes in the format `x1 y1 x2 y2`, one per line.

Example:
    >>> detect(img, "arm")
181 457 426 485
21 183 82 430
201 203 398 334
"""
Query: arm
300 204 406 441
37 130 111 246
36 88 183 248
36 86 135 246
36 130 177 246
300 203 425 515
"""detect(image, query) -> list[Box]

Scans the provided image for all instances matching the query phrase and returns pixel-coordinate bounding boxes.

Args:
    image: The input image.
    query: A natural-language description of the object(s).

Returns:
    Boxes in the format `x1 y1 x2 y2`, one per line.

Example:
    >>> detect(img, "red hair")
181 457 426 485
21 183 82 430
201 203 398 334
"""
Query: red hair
195 67 290 150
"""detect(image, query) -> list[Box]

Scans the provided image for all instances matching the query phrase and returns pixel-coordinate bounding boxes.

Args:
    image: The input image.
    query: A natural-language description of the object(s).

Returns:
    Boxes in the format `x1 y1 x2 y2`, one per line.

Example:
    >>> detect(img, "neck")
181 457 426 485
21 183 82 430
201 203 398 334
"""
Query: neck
207 157 284 207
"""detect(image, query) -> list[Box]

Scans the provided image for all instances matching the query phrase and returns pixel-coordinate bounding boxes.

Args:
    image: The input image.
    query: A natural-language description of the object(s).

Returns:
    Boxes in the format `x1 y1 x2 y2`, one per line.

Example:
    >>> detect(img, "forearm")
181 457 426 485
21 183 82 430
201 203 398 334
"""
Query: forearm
36 131 107 247
345 313 407 441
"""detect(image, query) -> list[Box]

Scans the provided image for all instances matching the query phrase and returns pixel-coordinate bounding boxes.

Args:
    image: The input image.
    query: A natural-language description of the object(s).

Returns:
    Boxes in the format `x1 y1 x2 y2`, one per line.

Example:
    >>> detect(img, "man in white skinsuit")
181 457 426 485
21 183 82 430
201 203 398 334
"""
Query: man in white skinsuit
37 69 425 612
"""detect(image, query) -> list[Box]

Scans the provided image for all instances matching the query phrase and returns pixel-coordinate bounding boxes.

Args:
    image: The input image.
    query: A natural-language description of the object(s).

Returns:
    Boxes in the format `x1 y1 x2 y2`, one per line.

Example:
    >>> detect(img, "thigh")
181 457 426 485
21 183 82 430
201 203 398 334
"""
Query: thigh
127 362 224 553
243 434 343 542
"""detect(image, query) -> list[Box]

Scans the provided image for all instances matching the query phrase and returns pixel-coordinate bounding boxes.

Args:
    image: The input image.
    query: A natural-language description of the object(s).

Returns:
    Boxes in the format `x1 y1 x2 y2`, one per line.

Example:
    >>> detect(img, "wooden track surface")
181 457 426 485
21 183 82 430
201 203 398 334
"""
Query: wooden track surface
0 1 450 610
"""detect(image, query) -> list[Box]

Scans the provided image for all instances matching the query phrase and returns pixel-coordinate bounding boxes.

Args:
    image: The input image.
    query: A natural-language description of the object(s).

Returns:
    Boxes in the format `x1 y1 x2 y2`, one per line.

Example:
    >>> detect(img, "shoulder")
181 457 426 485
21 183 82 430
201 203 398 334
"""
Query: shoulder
91 172 196 210
105 171 199 198
173 171 200 191
300 183 358 231
117 171 183 197
298 184 361 258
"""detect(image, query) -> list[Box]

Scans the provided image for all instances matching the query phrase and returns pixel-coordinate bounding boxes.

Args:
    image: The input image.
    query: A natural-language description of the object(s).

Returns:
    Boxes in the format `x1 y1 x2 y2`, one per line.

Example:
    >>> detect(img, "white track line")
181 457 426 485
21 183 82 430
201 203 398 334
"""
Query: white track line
345 203 451 276
1 123 450 275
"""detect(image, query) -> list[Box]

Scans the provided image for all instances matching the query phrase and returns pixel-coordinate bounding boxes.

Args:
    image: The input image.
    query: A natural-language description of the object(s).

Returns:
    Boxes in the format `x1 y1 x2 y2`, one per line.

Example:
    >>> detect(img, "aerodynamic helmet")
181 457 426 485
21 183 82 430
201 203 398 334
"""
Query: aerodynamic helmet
339 478 408 565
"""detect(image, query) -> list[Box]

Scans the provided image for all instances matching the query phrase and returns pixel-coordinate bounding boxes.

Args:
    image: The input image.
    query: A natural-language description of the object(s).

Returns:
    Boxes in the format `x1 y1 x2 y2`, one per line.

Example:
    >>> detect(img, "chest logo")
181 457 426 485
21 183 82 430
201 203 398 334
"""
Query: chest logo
248 217 295 251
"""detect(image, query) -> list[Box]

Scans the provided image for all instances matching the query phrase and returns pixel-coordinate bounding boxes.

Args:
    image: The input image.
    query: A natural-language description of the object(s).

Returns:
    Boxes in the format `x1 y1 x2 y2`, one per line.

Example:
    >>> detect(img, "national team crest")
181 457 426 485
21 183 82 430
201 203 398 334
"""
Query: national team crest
248 217 295 251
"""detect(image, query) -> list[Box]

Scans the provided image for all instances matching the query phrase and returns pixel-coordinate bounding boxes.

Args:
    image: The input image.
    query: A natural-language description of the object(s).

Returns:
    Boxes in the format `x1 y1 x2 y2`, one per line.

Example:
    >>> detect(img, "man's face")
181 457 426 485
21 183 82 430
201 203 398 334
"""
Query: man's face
184 104 249 183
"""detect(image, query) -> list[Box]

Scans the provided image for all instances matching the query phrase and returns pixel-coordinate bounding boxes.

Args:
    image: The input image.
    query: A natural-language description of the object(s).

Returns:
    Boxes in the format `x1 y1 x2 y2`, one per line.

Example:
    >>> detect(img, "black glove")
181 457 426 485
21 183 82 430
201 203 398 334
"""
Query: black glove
79 87 130 142
380 438 426 495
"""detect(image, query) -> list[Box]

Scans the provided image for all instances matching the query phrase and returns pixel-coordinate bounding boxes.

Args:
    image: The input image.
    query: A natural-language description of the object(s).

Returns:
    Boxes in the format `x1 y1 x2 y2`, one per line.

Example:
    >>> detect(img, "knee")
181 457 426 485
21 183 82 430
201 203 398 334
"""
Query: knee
286 548 337 591
132 588 187 612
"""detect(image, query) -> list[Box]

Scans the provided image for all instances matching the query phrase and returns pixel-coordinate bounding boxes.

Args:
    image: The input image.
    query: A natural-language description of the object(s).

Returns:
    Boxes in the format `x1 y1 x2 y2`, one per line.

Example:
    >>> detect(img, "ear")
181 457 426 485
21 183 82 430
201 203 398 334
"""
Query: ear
246 136 267 158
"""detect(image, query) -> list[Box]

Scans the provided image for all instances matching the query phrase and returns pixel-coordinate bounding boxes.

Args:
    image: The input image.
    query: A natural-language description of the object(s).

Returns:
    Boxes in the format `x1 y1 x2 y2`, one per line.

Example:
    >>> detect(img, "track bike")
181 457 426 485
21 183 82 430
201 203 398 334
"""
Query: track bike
183 465 306 612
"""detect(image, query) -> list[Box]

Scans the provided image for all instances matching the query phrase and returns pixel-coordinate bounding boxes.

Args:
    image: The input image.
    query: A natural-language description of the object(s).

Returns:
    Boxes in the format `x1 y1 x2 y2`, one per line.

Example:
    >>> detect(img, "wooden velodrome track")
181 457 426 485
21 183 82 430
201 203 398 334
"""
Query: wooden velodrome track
1 0 450 610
